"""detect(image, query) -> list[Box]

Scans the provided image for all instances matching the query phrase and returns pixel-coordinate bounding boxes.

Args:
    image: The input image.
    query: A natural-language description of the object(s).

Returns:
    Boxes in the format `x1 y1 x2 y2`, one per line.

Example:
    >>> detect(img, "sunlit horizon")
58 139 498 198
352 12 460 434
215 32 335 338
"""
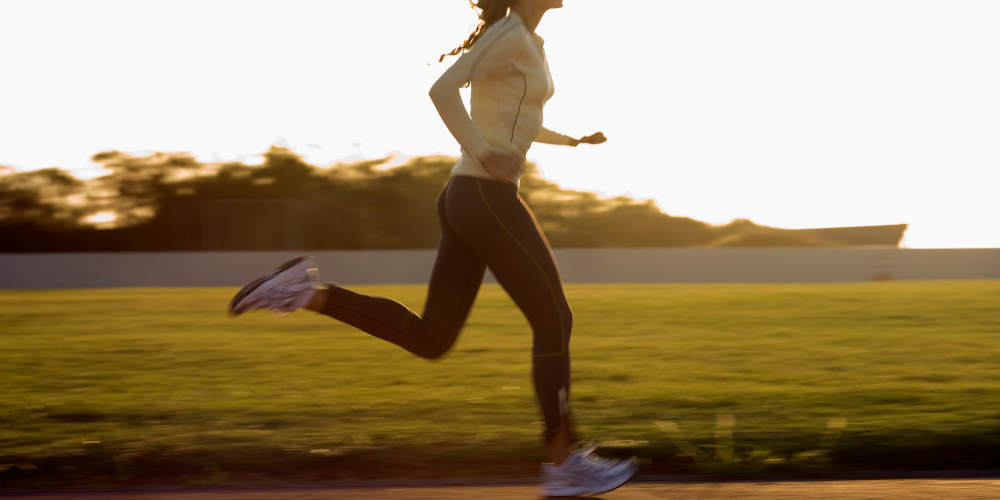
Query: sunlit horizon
2 0 997 248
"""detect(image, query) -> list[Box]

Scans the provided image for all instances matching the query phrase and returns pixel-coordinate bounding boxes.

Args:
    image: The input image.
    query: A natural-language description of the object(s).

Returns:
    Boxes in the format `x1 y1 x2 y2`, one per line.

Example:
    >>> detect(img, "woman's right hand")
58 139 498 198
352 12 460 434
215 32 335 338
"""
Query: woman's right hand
480 153 525 185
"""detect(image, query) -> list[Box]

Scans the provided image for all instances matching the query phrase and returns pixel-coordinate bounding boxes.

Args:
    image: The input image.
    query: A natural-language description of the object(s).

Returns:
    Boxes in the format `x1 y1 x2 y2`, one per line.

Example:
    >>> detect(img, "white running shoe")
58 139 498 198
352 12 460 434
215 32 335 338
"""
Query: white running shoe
540 448 638 497
229 256 325 317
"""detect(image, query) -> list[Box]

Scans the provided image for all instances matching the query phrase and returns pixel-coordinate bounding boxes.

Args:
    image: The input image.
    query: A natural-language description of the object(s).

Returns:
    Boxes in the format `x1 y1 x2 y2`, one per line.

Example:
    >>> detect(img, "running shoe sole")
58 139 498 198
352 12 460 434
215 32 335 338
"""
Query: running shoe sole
543 458 638 497
590 458 637 495
228 256 311 317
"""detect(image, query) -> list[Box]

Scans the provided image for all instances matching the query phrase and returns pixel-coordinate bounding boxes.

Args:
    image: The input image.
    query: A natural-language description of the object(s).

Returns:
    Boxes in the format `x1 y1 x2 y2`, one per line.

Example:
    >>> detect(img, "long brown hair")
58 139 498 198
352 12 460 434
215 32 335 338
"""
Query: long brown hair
439 0 515 62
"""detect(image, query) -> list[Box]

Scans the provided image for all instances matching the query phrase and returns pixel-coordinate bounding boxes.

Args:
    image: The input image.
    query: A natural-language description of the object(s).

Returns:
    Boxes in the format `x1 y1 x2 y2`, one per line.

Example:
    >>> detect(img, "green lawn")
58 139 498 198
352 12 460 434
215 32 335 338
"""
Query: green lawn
2 281 999 486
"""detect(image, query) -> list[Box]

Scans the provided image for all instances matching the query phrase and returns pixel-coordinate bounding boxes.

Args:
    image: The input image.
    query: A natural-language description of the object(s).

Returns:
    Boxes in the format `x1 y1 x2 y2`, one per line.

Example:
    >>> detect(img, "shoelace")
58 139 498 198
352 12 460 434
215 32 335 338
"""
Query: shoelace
261 279 312 316
563 452 621 477
577 446 620 469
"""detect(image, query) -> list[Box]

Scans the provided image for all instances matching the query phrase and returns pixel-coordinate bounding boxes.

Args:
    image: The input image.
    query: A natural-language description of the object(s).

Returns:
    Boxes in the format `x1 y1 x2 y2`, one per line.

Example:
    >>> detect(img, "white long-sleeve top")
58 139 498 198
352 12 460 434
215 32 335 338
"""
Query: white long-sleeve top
429 11 573 184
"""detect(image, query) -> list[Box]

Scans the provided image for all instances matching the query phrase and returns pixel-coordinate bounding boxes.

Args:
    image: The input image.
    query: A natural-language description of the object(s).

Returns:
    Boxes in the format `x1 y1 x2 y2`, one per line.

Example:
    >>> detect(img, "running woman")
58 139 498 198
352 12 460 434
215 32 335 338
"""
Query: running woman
229 0 636 495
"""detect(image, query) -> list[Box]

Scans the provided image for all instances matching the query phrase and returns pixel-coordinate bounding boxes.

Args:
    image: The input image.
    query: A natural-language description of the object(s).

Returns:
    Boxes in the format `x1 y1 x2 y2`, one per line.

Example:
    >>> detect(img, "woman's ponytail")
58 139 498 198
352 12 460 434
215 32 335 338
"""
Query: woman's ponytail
439 0 516 62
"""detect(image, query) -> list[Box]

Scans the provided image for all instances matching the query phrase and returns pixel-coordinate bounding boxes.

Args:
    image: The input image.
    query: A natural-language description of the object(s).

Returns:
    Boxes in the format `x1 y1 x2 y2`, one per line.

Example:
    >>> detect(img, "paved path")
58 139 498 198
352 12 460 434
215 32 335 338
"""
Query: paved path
4 479 1000 500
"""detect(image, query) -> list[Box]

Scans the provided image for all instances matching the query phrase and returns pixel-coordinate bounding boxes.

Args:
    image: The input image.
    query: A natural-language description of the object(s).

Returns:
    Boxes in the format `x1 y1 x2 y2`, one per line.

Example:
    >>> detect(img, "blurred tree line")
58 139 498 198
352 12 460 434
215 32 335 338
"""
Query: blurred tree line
0 147 905 252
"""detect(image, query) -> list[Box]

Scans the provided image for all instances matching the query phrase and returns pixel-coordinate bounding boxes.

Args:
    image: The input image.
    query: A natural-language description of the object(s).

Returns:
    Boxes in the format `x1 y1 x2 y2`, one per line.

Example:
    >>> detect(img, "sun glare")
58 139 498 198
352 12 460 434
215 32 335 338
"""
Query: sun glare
70 168 112 181
87 212 116 224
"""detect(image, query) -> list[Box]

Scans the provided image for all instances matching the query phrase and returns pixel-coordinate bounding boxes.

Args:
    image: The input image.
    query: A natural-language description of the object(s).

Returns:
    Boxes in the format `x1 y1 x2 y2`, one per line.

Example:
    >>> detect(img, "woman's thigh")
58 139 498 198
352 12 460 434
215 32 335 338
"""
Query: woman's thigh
421 181 488 339
445 176 571 352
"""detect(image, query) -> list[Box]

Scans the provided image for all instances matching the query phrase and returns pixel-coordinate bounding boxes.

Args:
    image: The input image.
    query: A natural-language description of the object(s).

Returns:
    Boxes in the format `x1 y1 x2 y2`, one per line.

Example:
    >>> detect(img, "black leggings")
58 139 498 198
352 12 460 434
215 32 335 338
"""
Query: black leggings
321 175 573 438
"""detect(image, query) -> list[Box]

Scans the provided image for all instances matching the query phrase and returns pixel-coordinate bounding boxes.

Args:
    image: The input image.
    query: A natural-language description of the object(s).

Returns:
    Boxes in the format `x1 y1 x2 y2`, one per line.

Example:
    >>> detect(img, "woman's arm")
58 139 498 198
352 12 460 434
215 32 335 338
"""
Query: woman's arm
535 128 607 147
428 19 529 164
534 127 574 146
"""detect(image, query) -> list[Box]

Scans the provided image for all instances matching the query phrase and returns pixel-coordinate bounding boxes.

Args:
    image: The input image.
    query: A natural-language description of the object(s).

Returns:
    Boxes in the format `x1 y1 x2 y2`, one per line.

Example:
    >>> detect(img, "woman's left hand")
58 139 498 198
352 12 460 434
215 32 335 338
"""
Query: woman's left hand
569 132 607 147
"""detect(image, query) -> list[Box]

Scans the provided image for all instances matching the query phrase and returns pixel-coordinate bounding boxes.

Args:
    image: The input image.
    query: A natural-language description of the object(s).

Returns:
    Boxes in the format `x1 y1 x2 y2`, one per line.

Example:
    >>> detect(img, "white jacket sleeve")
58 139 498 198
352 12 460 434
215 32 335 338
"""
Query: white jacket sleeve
534 126 574 146
429 18 529 162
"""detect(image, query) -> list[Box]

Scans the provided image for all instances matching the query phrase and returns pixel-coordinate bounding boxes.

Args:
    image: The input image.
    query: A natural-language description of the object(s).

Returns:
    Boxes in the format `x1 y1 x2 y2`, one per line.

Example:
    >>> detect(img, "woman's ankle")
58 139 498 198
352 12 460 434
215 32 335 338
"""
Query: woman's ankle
305 287 329 312
547 423 572 465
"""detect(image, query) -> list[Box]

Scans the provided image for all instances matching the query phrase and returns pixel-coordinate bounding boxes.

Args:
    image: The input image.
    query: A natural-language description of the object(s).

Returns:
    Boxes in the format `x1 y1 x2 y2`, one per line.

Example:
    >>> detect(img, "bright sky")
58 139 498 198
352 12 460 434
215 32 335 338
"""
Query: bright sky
1 0 997 248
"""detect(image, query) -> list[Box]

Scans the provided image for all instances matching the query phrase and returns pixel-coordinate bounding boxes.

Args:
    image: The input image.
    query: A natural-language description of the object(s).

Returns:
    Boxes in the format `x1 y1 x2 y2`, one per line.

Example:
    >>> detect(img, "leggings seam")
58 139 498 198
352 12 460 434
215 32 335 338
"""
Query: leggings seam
475 177 565 357
325 302 411 339
524 292 549 321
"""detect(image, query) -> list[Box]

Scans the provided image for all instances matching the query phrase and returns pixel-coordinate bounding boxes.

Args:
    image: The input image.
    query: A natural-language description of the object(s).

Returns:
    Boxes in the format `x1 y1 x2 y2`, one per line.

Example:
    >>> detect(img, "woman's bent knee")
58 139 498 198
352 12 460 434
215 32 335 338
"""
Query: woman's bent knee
408 325 457 360
415 343 452 360
528 294 573 355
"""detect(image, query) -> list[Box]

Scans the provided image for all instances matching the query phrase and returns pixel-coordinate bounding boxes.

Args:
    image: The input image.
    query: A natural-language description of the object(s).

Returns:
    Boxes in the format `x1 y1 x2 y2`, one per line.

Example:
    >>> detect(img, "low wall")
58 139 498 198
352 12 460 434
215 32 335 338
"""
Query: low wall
0 248 997 289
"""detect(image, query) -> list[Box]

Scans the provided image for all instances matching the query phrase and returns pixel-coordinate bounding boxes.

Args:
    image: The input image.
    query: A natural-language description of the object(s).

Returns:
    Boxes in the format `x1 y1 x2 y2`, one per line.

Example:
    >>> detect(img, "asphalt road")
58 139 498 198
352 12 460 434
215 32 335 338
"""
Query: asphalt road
4 479 1000 500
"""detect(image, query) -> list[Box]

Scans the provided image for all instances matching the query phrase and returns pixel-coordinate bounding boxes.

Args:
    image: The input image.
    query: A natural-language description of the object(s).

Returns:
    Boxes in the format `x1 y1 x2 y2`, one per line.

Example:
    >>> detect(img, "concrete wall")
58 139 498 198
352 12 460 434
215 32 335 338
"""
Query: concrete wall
1 248 997 289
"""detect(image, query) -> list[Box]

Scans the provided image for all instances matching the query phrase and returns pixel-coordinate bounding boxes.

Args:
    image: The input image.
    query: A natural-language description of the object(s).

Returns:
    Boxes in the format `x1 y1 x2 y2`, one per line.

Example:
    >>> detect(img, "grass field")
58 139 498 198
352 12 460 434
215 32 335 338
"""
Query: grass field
2 281 999 486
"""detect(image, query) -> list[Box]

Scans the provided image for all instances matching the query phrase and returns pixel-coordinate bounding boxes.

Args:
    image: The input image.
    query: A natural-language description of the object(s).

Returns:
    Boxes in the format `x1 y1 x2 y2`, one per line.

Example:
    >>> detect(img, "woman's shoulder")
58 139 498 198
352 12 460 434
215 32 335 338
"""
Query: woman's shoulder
474 14 531 52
